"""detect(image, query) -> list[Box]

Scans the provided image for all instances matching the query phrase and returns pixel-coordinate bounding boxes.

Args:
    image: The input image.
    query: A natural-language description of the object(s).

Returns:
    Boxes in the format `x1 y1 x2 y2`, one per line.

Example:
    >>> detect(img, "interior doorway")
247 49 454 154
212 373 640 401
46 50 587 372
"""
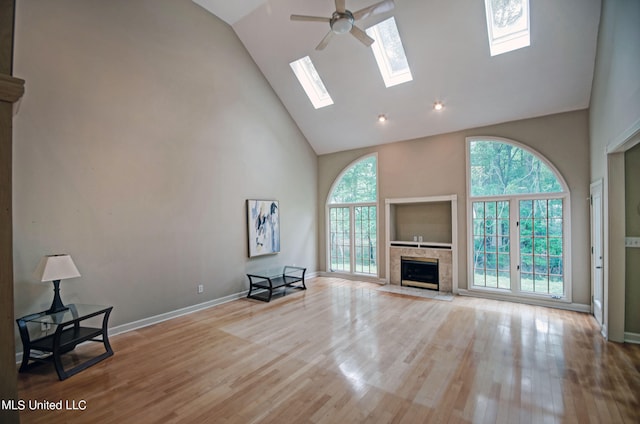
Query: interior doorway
590 180 604 331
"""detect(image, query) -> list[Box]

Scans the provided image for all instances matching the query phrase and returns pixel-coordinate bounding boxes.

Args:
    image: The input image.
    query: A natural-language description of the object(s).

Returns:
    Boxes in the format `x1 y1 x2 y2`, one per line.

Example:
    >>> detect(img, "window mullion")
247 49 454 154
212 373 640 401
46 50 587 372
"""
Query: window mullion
350 206 356 273
511 199 520 294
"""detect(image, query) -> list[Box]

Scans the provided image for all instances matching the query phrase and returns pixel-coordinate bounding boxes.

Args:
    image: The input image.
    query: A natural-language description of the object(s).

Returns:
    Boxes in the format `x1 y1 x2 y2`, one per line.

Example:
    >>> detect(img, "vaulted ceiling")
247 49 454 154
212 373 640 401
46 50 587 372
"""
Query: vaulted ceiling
194 0 601 154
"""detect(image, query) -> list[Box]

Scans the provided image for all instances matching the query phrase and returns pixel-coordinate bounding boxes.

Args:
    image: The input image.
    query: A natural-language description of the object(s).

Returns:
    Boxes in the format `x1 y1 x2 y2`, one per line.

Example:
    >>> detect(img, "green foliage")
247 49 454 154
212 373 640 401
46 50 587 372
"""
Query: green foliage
469 142 566 296
472 198 564 294
328 156 378 274
491 0 524 28
329 205 378 274
330 156 377 203
470 141 563 197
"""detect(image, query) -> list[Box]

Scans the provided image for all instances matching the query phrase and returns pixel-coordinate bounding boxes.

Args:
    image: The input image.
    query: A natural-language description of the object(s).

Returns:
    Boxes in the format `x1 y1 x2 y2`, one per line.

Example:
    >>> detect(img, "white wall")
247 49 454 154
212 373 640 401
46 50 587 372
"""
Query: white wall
12 0 318 335
589 0 640 342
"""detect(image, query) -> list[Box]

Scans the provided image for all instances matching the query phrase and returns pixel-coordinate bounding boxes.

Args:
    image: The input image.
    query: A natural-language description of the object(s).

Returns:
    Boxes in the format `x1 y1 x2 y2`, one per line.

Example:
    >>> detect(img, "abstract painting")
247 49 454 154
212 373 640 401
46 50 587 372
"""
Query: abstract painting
247 199 280 257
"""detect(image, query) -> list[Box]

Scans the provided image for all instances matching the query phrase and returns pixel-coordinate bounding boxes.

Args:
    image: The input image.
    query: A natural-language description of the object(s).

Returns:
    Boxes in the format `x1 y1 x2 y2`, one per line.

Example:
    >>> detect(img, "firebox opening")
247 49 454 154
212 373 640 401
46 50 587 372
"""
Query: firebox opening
401 256 439 291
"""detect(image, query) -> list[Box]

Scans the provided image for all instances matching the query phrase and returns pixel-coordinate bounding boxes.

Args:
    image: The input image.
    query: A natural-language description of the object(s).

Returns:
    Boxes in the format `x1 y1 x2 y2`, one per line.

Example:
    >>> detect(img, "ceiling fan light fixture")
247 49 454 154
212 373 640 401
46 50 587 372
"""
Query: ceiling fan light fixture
292 1 392 50
331 12 355 34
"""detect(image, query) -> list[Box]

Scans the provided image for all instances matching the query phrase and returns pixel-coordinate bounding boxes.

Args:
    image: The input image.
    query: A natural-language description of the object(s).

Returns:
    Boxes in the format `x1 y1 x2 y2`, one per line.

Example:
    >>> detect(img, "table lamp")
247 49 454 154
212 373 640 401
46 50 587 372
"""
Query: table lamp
34 254 81 314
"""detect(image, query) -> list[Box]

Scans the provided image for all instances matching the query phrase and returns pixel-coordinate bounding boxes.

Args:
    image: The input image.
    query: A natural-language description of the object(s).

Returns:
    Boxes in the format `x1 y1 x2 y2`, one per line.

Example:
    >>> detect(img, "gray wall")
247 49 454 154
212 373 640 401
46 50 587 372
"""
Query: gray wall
625 144 640 335
12 0 318 334
590 0 640 180
589 0 640 341
319 110 591 305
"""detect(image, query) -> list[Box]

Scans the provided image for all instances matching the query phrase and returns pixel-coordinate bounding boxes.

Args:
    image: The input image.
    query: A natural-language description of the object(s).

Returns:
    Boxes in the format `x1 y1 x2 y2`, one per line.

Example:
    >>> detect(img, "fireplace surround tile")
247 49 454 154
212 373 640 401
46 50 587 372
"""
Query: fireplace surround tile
390 247 452 293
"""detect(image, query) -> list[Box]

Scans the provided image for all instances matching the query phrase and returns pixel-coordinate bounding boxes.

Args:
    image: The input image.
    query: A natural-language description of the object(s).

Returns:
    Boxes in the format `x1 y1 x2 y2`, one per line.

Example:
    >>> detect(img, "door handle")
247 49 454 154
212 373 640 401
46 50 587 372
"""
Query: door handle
596 266 602 269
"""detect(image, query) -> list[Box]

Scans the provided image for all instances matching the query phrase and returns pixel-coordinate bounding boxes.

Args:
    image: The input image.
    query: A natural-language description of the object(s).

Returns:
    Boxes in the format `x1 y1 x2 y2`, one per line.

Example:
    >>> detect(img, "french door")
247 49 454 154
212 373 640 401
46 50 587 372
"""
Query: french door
328 204 377 275
472 196 565 298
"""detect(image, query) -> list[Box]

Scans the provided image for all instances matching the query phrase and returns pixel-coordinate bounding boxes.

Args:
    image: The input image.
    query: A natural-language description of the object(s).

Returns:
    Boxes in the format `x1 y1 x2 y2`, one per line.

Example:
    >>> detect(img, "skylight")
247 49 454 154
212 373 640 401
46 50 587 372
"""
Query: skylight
289 56 333 109
366 17 413 88
484 0 530 56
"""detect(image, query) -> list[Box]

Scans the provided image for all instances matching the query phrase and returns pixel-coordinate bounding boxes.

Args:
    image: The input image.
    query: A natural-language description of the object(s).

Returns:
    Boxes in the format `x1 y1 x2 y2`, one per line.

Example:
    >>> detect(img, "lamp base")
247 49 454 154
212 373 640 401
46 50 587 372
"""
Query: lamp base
47 280 69 314
46 305 69 315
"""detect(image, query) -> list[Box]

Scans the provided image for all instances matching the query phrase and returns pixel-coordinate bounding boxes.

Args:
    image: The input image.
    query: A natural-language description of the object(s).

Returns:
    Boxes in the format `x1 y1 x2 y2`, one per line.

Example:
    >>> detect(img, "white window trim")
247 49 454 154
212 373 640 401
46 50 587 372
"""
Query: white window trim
465 137 572 304
326 153 379 276
484 0 530 56
366 17 413 88
290 56 334 109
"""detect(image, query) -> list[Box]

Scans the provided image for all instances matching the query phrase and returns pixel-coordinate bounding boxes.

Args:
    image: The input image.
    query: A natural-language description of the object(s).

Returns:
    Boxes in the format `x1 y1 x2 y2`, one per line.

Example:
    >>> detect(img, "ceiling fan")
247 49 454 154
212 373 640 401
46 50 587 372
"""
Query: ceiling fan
291 0 395 51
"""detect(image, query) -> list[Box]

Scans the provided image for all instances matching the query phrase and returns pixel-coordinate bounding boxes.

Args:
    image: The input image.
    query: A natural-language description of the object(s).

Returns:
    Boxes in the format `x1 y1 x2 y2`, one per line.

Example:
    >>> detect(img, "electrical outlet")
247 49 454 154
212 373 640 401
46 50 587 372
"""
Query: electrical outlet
40 322 51 332
625 237 640 248
197 284 204 294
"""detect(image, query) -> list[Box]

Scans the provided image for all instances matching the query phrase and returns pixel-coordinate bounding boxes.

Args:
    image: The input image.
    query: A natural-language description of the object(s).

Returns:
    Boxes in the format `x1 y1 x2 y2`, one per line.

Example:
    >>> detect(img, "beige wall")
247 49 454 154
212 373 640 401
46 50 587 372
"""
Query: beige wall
12 0 318 339
394 202 452 244
319 110 591 305
589 0 640 342
625 144 640 334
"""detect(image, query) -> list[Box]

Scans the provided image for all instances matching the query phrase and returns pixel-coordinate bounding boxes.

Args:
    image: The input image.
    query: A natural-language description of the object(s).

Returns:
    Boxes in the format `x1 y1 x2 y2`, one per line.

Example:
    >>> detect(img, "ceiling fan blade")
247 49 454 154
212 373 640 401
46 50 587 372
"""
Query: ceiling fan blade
316 31 335 51
335 0 346 13
350 25 375 47
290 14 331 23
353 0 395 21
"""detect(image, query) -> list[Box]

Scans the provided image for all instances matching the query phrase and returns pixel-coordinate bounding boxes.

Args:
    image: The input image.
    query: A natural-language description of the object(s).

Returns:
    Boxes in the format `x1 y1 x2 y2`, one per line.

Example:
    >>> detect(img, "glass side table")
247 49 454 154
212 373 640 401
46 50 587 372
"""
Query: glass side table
16 304 114 380
246 265 306 302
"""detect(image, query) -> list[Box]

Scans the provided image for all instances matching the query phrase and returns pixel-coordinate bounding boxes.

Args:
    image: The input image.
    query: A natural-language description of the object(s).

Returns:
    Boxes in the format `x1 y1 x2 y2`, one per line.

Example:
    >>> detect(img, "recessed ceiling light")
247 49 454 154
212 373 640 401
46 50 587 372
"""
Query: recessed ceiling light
433 102 444 111
378 114 388 122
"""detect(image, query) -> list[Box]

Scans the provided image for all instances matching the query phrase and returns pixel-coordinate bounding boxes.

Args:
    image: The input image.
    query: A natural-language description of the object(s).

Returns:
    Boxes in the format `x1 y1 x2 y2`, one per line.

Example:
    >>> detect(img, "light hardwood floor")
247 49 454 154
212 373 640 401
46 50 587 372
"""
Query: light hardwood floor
17 277 640 423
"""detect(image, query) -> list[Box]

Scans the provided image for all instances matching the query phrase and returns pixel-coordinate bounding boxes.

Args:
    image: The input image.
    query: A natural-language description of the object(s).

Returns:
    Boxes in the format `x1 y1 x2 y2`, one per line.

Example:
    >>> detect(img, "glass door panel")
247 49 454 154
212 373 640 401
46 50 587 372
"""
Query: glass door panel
472 201 510 288
329 207 351 272
519 199 564 295
354 206 377 275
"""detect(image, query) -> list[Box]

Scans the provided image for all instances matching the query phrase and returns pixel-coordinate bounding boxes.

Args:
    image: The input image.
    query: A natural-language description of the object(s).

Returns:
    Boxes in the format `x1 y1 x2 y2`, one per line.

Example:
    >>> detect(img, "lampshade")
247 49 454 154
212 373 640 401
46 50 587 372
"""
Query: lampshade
34 254 81 282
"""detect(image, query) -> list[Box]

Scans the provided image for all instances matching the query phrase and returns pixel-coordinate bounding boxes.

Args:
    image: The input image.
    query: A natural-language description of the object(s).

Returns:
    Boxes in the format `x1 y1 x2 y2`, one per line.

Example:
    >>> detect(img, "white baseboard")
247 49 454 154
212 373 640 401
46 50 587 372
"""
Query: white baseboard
15 289 250 364
109 290 249 336
457 289 591 313
16 273 324 364
624 332 640 344
318 271 385 285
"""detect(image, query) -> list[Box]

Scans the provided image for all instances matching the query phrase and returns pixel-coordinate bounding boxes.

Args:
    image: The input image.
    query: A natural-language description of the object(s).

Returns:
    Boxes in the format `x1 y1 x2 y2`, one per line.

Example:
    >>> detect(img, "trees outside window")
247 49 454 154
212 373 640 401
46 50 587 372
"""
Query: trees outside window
467 138 570 300
328 155 378 275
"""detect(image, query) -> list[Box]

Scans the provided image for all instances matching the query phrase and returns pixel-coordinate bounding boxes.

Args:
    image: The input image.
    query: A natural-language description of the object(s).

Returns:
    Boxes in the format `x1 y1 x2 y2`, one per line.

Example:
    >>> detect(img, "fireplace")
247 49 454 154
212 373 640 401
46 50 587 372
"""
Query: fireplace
401 256 439 290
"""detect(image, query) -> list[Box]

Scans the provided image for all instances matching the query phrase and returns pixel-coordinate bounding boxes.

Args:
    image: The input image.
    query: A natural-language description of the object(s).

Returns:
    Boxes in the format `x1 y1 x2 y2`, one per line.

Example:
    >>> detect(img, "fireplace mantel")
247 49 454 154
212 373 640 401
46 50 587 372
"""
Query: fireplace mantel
385 195 458 294
389 241 452 248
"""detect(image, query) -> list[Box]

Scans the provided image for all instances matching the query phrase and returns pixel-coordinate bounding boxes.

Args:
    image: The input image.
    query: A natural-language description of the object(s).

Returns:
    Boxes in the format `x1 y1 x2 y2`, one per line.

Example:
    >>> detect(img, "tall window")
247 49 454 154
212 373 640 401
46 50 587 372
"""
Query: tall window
327 155 378 275
467 138 570 301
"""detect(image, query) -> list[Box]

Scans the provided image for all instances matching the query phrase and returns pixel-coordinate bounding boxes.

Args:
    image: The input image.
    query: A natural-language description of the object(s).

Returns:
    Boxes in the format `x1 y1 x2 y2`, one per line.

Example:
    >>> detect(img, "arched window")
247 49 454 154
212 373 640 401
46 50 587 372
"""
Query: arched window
327 155 378 275
467 137 571 301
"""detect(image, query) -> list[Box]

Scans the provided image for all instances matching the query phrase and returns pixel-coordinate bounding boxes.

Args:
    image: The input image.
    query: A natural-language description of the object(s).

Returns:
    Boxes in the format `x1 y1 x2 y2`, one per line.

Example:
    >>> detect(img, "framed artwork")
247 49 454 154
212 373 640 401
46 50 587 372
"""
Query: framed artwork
247 199 280 257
